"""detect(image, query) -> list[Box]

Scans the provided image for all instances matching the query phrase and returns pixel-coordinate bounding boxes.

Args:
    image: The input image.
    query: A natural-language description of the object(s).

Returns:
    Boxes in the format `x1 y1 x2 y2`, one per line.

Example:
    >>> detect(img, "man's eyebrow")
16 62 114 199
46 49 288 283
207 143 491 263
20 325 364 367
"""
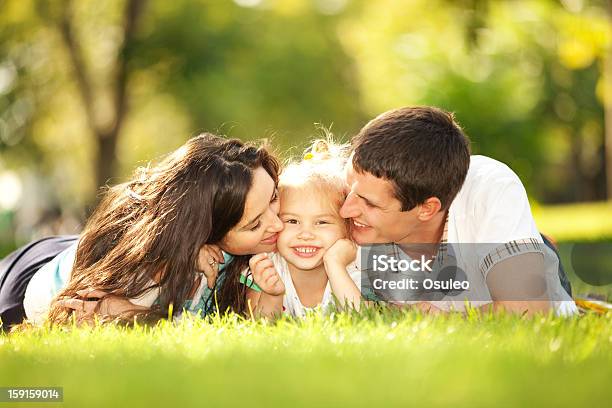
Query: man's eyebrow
356 193 381 208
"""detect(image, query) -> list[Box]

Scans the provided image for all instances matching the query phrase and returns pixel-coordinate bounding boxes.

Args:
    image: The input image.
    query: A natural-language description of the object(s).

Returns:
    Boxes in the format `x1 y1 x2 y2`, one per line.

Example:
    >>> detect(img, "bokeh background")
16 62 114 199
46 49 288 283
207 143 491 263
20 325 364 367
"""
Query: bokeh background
1 0 612 257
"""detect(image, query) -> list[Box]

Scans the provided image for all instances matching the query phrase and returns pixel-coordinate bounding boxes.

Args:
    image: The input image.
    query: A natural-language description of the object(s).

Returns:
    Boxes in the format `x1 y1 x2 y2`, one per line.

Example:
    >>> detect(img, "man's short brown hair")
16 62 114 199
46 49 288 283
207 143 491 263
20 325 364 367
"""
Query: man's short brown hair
352 106 471 211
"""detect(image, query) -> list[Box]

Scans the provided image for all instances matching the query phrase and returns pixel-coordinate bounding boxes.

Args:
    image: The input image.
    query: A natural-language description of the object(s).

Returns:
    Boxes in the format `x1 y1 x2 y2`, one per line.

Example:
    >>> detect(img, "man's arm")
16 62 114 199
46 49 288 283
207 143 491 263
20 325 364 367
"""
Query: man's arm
471 159 552 315
404 252 551 315
485 252 551 315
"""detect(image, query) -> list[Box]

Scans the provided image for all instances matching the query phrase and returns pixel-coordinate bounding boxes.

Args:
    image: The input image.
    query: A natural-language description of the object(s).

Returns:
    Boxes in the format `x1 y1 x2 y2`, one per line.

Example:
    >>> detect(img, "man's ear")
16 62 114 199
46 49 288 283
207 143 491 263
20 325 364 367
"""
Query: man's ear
417 197 442 221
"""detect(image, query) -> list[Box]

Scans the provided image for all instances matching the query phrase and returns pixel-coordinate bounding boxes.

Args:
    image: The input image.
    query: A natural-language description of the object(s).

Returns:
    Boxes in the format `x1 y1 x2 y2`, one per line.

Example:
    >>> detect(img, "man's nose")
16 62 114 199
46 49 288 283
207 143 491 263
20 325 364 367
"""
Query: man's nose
340 193 360 219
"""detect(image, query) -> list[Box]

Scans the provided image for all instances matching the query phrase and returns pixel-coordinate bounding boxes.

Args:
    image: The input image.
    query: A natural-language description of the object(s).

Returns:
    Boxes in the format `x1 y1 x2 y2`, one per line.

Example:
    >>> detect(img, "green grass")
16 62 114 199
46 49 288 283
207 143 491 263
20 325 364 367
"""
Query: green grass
533 201 612 242
1 309 611 408
1 201 610 407
532 201 612 301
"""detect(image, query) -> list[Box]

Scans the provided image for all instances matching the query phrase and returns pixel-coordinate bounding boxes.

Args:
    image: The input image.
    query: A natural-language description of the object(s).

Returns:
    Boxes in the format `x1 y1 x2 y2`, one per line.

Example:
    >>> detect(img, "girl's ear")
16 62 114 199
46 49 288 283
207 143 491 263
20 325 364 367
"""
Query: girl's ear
417 197 442 221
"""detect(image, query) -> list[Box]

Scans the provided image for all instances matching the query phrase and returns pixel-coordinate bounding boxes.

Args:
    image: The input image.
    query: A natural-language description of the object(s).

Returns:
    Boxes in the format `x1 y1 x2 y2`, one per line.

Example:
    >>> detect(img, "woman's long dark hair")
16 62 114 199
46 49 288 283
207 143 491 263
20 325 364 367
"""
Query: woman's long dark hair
47 133 279 324
212 256 252 315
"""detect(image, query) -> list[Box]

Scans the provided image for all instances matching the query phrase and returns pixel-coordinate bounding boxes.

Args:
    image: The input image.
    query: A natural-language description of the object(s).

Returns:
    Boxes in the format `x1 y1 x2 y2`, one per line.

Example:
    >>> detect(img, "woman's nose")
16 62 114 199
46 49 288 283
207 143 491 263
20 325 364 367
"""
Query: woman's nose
266 210 283 233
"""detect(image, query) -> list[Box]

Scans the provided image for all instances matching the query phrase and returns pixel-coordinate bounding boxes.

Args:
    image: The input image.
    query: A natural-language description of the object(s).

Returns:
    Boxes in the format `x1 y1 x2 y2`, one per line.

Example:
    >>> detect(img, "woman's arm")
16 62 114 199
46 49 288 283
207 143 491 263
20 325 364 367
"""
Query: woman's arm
55 289 150 324
323 239 361 310
55 246 221 323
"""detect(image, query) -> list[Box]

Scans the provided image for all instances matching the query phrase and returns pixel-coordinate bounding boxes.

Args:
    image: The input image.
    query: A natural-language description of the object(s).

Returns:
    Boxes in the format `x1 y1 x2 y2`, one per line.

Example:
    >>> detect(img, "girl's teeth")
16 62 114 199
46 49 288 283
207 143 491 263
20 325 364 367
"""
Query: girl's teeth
296 247 317 253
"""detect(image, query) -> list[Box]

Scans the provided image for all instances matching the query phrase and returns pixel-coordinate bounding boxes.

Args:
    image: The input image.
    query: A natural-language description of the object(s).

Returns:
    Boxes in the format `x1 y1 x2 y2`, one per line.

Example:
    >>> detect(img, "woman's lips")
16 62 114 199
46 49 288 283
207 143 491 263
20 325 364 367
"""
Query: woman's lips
261 233 279 244
291 246 321 258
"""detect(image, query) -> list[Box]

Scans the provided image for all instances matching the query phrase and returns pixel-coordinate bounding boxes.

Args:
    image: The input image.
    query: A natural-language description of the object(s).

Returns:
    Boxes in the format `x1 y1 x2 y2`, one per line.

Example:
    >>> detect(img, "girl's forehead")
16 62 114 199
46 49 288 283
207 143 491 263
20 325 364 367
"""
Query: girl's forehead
280 187 342 215
280 187 315 205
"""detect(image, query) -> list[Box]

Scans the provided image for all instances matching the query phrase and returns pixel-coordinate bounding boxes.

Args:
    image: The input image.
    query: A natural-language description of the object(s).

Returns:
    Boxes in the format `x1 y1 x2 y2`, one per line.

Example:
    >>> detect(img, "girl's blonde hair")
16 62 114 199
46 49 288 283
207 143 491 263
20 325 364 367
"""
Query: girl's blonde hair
279 137 349 216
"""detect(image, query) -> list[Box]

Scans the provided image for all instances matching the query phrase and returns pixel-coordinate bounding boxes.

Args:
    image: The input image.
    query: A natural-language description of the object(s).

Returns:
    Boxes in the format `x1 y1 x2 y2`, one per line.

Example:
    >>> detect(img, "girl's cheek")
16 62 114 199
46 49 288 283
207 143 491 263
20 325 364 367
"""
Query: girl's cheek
277 228 291 243
333 226 348 241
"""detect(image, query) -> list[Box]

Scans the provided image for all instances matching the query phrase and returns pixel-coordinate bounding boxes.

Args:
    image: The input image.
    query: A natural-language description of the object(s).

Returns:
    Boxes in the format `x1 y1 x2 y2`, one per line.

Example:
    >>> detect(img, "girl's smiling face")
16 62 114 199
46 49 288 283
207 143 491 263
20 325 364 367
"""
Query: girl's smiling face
277 186 347 271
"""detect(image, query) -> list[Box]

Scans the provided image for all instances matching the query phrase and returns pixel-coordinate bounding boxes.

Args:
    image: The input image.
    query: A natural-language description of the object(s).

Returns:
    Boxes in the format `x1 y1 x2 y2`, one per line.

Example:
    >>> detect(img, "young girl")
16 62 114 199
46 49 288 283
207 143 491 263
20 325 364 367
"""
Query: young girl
241 140 361 318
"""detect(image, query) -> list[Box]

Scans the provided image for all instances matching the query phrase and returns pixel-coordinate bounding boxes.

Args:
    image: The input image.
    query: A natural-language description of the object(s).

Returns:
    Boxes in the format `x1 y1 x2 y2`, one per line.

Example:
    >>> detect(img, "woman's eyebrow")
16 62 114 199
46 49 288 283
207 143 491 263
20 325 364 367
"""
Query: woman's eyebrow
240 188 277 230
241 207 266 230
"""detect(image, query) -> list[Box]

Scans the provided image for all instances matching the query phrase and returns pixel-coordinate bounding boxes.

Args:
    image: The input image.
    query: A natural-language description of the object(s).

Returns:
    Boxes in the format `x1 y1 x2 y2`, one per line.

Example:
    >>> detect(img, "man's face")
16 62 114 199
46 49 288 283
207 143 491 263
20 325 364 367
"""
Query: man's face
339 160 420 245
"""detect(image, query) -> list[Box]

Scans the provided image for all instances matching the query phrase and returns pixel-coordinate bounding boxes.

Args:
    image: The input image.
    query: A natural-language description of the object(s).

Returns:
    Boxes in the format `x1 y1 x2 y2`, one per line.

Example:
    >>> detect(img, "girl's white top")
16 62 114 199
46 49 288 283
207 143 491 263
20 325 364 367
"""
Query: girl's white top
243 252 361 318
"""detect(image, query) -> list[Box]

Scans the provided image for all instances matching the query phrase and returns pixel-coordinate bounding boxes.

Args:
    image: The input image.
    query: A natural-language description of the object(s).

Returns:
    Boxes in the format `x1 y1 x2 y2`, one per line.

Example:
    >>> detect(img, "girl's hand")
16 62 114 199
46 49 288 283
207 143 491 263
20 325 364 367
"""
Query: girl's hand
248 253 285 297
323 239 357 268
198 244 225 289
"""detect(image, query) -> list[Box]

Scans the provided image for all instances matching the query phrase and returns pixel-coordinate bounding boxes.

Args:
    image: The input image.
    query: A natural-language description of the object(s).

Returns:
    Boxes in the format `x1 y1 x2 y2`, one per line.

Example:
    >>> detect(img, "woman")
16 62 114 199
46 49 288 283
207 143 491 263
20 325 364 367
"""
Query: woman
0 133 283 329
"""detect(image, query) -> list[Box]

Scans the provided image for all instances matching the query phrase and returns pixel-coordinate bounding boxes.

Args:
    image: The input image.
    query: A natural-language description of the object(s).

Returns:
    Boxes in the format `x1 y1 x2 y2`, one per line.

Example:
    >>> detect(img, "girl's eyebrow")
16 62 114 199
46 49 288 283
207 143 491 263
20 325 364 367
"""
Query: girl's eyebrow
315 213 337 218
280 212 336 218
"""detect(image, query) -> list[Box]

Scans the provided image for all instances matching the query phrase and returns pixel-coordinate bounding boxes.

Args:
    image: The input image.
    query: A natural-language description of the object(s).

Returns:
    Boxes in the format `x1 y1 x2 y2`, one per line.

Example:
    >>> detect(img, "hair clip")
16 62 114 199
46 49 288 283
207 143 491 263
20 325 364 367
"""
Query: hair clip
303 152 313 160
126 187 144 201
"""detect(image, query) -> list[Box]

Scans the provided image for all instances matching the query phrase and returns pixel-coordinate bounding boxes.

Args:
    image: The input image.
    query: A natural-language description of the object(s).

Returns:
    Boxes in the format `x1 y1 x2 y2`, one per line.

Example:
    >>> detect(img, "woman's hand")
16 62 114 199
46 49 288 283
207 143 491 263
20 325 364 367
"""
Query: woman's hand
55 289 149 323
248 253 285 297
198 244 225 289
323 238 357 268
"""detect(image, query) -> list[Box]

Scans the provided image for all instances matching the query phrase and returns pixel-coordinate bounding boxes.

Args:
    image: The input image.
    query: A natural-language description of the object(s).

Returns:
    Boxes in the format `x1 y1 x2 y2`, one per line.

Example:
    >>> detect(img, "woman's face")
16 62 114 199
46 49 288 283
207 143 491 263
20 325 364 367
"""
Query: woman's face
220 167 283 255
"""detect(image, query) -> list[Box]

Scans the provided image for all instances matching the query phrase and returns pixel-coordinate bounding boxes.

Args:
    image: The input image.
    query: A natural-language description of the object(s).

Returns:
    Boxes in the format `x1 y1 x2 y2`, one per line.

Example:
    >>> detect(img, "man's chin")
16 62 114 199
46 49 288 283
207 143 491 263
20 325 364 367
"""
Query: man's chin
351 234 367 245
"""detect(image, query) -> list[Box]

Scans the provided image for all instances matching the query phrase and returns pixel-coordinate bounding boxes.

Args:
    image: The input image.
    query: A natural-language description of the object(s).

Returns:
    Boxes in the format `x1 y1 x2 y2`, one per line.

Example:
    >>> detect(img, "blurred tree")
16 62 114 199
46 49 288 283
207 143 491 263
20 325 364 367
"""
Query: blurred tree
1 0 611 254
0 0 364 211
37 0 147 194
605 0 612 199
131 0 364 149
339 0 610 203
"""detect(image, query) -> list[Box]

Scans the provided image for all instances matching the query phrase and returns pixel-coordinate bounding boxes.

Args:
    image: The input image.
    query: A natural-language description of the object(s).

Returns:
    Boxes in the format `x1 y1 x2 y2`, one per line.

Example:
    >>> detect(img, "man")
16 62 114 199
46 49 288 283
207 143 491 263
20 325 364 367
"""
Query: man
340 106 576 315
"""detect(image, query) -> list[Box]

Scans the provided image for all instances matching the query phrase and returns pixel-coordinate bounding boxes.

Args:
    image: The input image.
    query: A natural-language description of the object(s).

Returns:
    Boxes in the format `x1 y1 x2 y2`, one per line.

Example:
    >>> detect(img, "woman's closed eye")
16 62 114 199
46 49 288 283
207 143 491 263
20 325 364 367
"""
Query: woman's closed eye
249 192 279 231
